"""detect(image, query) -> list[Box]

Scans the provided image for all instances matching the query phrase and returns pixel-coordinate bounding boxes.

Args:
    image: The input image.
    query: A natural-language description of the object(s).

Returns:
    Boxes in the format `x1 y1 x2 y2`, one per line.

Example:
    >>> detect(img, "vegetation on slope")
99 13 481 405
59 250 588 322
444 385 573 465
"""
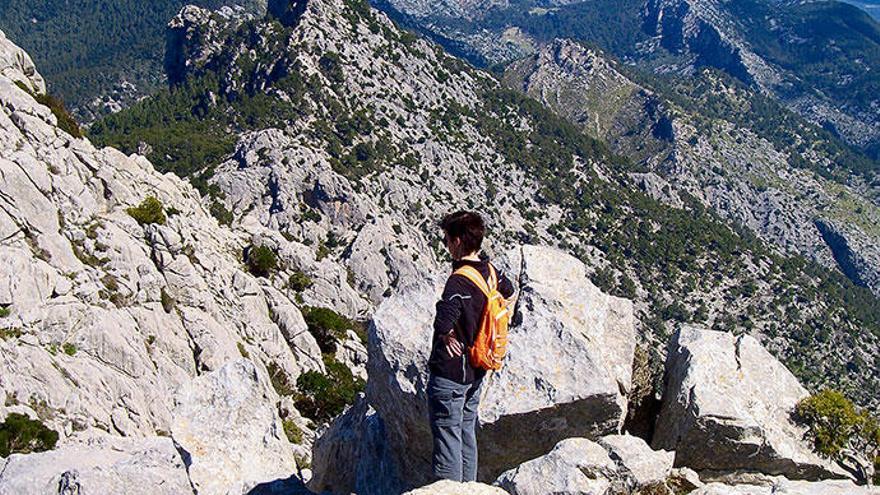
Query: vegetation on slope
89 0 880 412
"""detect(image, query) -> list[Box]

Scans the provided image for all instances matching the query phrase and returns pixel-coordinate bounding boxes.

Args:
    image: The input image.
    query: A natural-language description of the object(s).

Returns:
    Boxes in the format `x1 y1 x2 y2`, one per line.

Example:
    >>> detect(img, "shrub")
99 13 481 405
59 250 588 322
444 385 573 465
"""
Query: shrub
794 389 879 472
282 418 303 444
302 306 354 354
294 356 365 422
266 361 295 397
210 200 234 226
0 306 10 318
0 413 59 456
126 196 166 226
62 343 77 356
287 270 313 292
246 245 279 278
14 81 82 138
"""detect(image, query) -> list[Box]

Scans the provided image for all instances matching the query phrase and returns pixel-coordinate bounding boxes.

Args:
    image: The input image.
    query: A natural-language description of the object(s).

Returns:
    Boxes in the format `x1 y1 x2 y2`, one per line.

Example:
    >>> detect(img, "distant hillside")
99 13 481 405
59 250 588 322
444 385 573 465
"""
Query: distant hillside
0 0 262 122
842 0 880 20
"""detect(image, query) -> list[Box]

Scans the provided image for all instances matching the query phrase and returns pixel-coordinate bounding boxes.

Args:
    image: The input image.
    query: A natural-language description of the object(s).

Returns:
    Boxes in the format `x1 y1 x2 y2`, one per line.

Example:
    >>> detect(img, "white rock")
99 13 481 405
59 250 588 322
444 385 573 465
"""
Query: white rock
403 480 508 495
653 326 845 480
361 245 635 489
171 359 298 495
0 431 190 495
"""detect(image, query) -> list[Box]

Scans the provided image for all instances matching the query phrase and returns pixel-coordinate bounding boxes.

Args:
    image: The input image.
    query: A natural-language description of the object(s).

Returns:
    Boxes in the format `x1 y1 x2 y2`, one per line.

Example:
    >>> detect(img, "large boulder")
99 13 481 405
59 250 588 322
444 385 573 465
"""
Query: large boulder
364 245 636 488
171 359 298 495
0 431 190 494
495 435 674 495
403 480 508 495
652 326 845 480
308 395 403 495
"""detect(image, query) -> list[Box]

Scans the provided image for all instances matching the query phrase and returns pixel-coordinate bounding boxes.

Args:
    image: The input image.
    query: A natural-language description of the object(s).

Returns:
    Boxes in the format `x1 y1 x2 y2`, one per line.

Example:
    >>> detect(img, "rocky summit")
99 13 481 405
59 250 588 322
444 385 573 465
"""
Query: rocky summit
1 0 880 492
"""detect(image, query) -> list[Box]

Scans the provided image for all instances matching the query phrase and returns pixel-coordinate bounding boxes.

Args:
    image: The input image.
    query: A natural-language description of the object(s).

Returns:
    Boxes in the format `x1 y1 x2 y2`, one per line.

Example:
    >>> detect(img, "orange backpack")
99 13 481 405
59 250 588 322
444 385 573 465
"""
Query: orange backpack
453 264 511 371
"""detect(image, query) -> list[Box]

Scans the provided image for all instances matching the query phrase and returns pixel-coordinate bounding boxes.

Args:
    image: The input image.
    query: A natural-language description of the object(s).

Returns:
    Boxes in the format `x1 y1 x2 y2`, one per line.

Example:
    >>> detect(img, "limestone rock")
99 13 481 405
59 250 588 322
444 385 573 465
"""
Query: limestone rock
0 431 191 495
598 434 675 490
403 480 508 495
364 245 636 488
171 359 298 495
494 437 617 495
495 434 674 495
653 326 845 480
308 395 403 495
0 29 45 94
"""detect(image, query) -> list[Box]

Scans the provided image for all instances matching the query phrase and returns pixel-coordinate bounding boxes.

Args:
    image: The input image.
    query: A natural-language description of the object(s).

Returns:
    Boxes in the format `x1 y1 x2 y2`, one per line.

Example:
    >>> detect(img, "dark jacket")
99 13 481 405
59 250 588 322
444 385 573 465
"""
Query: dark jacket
429 257 516 384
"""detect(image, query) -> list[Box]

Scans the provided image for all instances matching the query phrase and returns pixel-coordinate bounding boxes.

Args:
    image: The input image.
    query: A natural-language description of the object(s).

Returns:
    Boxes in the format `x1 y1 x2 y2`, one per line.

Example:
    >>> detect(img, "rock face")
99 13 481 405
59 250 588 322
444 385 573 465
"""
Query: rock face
0 431 191 495
171 359 297 495
0 29 45 94
308 395 403 495
653 326 844 480
326 245 636 492
0 30 323 444
495 435 674 495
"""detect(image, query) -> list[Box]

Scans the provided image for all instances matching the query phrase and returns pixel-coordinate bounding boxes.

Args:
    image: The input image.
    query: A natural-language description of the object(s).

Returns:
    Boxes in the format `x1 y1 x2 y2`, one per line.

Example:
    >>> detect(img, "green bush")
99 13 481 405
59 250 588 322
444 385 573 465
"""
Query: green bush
0 413 59 456
282 418 303 444
62 343 77 356
266 361 295 397
126 196 166 226
246 245 279 278
794 389 879 462
294 356 365 422
287 270 313 292
302 306 354 354
0 306 10 318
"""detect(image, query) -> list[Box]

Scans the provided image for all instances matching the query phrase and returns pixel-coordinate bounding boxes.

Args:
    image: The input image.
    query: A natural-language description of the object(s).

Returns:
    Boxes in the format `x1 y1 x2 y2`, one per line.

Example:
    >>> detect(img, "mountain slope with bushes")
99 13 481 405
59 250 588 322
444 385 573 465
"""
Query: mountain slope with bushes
89 0 880 413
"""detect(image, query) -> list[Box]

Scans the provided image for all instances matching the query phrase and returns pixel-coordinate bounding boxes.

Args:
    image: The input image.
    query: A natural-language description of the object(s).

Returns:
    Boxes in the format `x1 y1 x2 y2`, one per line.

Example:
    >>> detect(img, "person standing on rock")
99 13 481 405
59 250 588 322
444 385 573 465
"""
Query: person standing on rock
427 211 517 482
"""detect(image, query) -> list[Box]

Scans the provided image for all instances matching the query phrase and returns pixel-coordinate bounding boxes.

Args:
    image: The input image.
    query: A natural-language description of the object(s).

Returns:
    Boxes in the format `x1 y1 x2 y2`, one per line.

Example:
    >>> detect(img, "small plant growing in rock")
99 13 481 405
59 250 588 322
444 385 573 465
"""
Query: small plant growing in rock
246 245 279 278
294 356 365 422
237 342 250 359
282 418 304 444
126 196 167 226
62 343 77 356
301 306 354 354
266 361 295 397
160 288 175 314
794 389 880 483
0 306 10 318
287 270 313 292
0 413 59 456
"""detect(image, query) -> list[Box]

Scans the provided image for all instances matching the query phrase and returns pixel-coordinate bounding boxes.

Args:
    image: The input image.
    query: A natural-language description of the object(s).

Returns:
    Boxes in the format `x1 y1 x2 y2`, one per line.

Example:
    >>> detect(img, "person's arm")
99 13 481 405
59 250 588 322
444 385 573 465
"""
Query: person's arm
433 277 466 357
497 270 516 299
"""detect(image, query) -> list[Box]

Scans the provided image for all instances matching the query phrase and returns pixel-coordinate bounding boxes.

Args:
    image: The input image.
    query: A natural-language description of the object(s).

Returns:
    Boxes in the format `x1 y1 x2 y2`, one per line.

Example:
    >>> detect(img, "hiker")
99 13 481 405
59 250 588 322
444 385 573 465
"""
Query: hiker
427 211 517 482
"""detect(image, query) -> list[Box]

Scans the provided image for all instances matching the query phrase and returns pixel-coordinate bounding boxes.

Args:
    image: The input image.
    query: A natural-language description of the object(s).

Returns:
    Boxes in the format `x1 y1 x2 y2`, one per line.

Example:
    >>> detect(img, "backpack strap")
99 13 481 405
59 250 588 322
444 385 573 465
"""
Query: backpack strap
453 264 498 297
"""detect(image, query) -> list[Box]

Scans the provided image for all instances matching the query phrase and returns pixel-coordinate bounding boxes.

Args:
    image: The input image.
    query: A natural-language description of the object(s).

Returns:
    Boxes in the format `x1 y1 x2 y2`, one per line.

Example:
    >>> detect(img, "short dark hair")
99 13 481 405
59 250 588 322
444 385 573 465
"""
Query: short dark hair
440 211 485 254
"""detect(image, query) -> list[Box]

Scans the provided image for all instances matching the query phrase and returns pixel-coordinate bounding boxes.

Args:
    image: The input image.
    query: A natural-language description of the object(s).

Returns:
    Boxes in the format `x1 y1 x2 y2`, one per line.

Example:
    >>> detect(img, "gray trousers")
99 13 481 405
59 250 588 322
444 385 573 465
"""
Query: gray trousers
426 373 484 482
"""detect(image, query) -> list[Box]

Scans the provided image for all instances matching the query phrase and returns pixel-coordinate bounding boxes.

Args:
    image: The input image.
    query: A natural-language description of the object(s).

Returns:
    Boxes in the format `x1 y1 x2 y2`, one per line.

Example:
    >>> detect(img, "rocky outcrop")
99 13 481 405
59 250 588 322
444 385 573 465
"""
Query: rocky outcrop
308 395 403 494
653 326 845 480
503 39 675 166
495 435 674 495
403 480 508 495
0 431 191 494
0 31 324 443
171 359 297 495
0 30 45 94
310 245 636 493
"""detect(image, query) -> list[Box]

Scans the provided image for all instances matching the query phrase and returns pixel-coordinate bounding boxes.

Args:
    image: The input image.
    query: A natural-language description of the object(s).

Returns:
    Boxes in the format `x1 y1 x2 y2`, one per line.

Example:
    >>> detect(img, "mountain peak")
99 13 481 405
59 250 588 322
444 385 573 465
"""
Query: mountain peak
0 29 46 94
